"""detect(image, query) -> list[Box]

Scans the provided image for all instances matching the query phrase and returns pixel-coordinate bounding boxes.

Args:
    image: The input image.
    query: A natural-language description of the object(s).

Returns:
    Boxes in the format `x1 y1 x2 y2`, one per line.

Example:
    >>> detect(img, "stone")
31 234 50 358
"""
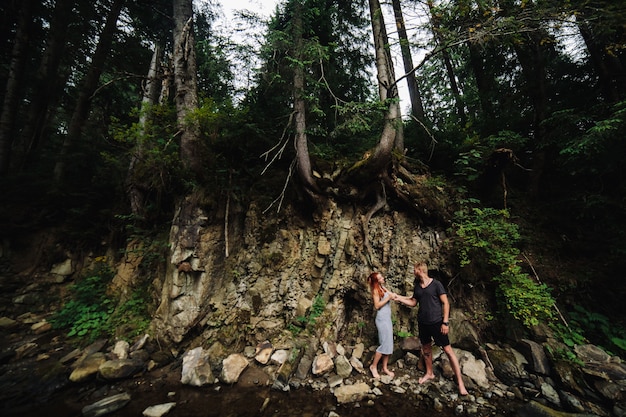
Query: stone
458 351 490 389
541 382 561 406
15 342 38 360
70 352 106 382
400 336 421 351
334 354 353 378
312 353 334 375
50 258 73 277
98 358 144 380
255 340 273 365
349 356 365 374
221 353 248 384
112 340 130 359
334 382 370 404
327 374 343 388
181 347 214 387
574 344 611 363
270 349 289 365
130 334 150 352
516 399 598 417
142 402 176 417
0 316 17 328
487 347 527 385
31 320 52 334
82 392 131 417
352 343 364 359
519 339 551 375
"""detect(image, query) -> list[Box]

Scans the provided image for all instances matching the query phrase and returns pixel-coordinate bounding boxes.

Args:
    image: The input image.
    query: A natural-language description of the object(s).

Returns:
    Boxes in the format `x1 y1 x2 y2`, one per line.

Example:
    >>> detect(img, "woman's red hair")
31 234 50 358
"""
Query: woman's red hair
367 272 385 298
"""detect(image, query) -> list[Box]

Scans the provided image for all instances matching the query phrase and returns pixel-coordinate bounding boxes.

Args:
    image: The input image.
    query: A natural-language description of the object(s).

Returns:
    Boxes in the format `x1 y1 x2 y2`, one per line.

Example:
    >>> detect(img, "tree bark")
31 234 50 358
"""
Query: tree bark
127 45 163 217
53 0 125 183
468 43 496 128
0 0 33 175
391 0 426 122
173 0 203 178
368 0 403 168
577 20 623 103
292 0 319 197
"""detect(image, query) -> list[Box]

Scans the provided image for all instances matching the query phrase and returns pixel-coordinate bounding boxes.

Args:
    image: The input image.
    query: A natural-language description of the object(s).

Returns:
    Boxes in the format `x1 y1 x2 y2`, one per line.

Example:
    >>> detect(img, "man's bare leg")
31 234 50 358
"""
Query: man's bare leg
418 343 435 384
443 345 468 395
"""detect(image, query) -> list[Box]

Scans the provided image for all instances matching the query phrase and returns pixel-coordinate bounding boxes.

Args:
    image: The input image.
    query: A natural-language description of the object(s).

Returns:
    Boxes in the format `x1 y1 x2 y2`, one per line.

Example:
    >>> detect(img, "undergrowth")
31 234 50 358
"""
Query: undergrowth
450 205 555 327
51 258 150 344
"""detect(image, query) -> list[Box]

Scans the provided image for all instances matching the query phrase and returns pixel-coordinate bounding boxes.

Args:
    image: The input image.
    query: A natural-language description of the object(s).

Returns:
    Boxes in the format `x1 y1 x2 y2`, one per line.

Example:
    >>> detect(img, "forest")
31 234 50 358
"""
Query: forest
1 0 626 362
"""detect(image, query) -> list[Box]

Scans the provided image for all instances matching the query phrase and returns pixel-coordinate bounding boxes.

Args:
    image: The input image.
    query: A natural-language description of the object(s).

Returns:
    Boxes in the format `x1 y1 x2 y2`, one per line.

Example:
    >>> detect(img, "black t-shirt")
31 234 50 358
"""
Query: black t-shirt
412 278 446 325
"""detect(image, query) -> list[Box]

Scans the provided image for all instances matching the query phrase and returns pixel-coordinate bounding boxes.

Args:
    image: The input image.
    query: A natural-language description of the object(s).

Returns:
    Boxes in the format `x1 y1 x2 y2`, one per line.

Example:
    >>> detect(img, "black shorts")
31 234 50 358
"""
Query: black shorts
418 321 450 347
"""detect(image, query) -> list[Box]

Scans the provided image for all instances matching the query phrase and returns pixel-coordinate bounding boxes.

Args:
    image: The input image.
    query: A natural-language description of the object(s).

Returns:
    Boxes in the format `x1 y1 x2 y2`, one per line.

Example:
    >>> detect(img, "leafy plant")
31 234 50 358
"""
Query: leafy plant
51 260 151 344
450 206 555 327
51 262 115 343
567 305 626 355
294 295 326 332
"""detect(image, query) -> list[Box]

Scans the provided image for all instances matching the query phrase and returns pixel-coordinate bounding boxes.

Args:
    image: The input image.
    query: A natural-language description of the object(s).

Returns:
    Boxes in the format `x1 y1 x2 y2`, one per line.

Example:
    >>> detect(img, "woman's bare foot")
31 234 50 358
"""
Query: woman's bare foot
383 368 395 378
418 373 435 384
369 365 380 379
459 387 469 396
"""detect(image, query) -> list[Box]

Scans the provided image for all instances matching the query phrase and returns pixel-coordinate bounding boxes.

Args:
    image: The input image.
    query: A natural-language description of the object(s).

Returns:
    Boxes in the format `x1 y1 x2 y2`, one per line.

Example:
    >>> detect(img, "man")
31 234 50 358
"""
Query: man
396 262 468 395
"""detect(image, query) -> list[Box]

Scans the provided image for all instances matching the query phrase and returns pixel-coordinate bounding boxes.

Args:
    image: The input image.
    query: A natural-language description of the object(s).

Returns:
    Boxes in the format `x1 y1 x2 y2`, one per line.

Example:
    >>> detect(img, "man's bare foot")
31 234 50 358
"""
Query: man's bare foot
418 373 435 384
459 387 469 396
383 368 395 378
369 365 380 379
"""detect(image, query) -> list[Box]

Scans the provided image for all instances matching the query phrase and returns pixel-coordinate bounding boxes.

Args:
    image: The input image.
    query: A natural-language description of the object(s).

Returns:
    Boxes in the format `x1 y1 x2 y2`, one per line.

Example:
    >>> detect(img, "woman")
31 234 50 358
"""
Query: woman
367 271 396 378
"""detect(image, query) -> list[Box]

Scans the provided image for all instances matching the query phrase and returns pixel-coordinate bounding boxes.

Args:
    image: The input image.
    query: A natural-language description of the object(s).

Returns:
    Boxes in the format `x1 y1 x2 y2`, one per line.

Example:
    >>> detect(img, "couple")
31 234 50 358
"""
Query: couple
367 262 468 396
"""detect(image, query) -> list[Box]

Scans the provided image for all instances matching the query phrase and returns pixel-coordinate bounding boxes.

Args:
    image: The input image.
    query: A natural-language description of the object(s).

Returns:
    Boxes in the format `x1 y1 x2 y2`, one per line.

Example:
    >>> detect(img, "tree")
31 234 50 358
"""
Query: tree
18 0 76 171
0 0 34 174
173 0 203 178
391 0 426 122
367 0 403 167
53 0 126 183
426 0 466 127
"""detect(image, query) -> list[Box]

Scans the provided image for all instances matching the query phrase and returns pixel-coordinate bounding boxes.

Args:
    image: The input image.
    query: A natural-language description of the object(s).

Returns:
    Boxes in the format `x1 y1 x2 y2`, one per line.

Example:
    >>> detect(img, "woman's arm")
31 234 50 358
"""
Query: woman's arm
395 294 417 307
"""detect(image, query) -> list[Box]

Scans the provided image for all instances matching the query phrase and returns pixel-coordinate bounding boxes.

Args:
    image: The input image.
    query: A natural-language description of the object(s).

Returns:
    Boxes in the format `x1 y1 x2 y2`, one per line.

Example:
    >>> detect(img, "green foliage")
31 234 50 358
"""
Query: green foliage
396 330 413 338
51 260 151 344
295 295 326 330
51 262 115 343
453 207 520 269
451 206 555 327
566 305 626 355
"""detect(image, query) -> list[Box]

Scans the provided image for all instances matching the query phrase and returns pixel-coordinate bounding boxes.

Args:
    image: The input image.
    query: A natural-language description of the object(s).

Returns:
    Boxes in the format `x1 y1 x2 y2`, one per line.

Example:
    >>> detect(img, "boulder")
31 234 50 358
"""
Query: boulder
221 353 249 384
181 347 214 387
334 382 370 404
82 392 131 417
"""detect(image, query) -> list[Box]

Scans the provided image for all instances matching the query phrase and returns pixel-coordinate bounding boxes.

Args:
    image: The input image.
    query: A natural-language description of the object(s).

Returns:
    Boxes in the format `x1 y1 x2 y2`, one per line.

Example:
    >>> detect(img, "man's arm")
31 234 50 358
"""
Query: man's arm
440 293 450 334
396 294 417 307
440 294 450 322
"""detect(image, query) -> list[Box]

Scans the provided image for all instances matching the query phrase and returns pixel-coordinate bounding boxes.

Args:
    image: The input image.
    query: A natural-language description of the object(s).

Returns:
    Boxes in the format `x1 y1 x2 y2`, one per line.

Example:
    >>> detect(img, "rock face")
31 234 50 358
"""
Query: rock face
151 200 447 348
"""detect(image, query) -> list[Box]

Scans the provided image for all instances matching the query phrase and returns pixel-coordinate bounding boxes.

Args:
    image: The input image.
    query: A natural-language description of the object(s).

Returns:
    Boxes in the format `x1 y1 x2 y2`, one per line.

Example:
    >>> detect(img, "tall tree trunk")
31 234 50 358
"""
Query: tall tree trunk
292 0 319 197
577 20 623 103
468 44 496 126
173 0 203 178
127 45 162 217
427 0 467 126
369 0 403 166
53 0 125 183
19 0 75 171
0 0 33 175
391 0 426 122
